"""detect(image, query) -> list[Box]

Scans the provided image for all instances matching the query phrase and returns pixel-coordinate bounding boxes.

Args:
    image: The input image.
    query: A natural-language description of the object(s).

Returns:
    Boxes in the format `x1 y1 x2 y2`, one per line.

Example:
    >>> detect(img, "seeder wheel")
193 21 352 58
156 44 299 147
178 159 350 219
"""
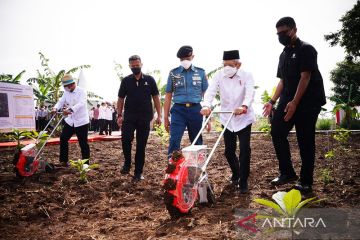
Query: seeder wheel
163 150 204 218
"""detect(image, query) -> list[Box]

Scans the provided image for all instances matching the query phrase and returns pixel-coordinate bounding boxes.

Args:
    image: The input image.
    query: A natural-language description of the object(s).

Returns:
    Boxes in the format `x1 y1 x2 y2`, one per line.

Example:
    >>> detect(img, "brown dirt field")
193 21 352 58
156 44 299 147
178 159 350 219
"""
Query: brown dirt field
0 132 359 240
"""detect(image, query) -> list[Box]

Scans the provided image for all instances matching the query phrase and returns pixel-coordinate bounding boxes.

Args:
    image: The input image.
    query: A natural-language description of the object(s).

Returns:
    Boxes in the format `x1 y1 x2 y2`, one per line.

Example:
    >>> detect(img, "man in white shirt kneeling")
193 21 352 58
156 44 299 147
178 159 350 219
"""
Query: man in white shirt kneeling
201 50 255 194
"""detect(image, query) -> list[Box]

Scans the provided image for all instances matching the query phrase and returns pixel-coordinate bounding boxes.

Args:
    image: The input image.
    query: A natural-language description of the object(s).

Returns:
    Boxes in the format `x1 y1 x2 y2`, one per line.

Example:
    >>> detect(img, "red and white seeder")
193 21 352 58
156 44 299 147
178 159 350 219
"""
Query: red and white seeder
163 111 234 217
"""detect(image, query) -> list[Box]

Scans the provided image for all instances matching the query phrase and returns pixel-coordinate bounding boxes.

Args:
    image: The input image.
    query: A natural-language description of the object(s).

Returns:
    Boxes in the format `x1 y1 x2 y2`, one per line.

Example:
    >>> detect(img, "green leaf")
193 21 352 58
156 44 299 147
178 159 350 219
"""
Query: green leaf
88 163 99 169
283 189 302 216
253 198 285 216
293 197 317 215
255 214 276 219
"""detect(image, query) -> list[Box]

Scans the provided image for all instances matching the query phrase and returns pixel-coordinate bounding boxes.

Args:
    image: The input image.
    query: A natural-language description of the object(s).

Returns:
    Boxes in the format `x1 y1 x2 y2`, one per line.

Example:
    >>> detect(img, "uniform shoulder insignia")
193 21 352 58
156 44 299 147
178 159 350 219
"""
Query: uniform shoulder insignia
194 66 205 71
171 66 181 72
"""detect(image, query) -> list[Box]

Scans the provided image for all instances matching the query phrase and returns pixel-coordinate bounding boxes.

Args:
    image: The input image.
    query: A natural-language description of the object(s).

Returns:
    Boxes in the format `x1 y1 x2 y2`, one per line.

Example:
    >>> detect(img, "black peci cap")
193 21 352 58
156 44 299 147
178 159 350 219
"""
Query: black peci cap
177 45 193 58
223 50 240 60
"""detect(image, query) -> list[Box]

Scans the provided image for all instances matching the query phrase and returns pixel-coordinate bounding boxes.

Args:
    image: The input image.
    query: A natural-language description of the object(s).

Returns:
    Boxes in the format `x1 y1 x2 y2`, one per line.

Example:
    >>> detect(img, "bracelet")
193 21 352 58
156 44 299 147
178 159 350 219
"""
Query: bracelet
268 99 276 105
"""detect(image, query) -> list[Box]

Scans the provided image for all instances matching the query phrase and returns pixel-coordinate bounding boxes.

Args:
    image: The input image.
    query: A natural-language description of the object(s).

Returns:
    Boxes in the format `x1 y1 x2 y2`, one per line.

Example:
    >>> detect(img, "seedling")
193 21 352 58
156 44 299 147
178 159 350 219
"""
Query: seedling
69 159 99 183
154 124 169 146
320 168 333 185
333 128 350 145
254 189 324 238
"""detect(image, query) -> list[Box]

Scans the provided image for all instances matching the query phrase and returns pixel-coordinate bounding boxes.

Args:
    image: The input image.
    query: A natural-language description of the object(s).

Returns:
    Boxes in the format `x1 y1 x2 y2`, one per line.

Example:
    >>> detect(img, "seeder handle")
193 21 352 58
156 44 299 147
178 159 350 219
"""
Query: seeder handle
34 113 64 160
199 111 234 172
191 110 233 147
36 112 63 142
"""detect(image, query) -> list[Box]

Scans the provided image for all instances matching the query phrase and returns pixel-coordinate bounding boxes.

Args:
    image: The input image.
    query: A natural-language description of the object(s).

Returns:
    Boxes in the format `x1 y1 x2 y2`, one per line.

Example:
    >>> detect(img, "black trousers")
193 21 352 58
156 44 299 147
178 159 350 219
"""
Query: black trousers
99 119 106 134
60 122 90 163
38 117 46 131
223 124 252 184
271 105 320 185
93 119 99 131
104 120 112 135
121 119 150 176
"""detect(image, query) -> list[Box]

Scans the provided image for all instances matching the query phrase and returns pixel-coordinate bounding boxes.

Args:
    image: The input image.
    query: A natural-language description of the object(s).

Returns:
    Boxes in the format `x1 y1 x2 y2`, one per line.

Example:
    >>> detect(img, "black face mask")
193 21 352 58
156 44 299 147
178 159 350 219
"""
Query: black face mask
278 32 292 46
131 67 141 75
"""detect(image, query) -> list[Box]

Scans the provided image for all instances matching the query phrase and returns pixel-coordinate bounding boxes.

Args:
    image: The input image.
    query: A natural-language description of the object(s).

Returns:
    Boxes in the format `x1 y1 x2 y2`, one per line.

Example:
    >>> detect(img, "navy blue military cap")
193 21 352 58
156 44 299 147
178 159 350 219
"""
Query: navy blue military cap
223 50 240 60
177 45 193 58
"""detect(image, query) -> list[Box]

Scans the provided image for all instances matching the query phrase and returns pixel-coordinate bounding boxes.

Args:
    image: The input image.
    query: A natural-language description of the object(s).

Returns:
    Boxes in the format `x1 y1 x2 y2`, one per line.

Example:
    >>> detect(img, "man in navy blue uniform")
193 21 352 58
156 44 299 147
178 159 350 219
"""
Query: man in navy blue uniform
263 17 326 193
164 46 208 158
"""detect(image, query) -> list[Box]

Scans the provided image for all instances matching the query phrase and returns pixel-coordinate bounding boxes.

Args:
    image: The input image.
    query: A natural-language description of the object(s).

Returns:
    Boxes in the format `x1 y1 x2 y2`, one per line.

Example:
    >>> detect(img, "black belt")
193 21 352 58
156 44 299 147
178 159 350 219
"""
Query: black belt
175 103 199 107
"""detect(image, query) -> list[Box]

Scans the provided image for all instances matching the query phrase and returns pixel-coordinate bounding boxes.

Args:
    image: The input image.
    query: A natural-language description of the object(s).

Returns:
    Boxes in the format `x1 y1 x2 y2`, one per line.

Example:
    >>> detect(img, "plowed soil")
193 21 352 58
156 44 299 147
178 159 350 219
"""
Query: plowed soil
0 132 359 239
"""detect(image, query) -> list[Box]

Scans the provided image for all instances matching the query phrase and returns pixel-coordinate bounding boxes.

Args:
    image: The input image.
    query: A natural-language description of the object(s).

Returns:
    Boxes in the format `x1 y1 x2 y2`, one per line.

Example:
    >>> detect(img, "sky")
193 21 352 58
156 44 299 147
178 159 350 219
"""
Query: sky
0 0 357 115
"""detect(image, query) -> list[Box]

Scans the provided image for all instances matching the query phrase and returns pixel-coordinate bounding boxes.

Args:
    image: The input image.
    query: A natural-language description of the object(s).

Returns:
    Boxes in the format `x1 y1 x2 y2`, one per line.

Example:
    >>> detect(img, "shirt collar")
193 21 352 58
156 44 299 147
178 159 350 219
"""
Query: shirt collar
284 37 301 51
180 64 195 72
132 73 144 80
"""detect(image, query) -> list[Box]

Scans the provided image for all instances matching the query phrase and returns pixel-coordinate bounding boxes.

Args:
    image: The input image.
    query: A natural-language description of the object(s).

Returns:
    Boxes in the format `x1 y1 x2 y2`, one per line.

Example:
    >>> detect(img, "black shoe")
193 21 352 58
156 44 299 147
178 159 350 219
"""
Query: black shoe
239 181 249 194
132 174 144 182
271 174 298 186
60 161 70 167
120 167 130 174
294 182 312 193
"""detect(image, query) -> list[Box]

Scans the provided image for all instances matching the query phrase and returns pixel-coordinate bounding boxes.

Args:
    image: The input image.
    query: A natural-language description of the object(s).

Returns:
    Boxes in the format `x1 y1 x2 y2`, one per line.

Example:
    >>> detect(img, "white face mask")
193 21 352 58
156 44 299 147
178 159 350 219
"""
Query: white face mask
64 86 71 92
180 60 192 69
223 66 238 78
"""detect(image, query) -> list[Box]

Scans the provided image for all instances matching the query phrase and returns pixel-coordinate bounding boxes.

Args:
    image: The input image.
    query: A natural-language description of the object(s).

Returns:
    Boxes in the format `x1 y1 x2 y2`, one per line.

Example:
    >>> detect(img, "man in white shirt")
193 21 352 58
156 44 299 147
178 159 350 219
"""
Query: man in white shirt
52 74 90 166
34 106 39 131
201 50 255 193
98 102 107 135
104 102 114 135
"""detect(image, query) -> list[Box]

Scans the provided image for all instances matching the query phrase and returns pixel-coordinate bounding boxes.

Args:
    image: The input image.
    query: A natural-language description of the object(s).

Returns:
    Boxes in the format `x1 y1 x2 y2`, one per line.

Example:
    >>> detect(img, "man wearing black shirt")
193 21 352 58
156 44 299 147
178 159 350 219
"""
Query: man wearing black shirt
263 17 326 193
117 55 162 181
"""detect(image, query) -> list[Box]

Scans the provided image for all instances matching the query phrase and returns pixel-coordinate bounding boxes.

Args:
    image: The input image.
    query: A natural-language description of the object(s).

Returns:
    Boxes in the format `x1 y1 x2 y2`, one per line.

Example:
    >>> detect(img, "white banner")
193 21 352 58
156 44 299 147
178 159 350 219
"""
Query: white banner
0 82 35 132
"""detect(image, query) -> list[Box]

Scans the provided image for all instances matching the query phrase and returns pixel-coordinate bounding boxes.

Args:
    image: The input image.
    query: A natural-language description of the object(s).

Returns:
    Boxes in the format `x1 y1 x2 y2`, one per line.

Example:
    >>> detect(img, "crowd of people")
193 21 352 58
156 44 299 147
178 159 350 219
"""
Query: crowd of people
89 103 119 135
49 16 326 194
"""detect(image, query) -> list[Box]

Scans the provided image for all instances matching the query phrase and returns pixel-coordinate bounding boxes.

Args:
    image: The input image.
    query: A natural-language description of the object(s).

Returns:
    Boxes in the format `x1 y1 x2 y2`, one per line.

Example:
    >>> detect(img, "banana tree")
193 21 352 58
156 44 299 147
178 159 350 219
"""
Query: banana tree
27 52 91 105
114 61 124 82
32 83 53 106
0 70 26 84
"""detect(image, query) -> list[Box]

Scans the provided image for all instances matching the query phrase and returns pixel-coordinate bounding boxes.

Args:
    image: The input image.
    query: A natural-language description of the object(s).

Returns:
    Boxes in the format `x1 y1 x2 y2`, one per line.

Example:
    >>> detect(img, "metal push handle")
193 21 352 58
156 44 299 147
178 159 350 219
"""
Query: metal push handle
190 110 234 172
34 112 64 160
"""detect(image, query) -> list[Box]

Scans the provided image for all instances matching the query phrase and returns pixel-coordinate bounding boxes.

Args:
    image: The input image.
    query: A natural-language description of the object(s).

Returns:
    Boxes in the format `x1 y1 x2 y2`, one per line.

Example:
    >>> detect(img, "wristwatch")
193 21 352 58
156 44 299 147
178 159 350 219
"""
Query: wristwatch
268 99 276 105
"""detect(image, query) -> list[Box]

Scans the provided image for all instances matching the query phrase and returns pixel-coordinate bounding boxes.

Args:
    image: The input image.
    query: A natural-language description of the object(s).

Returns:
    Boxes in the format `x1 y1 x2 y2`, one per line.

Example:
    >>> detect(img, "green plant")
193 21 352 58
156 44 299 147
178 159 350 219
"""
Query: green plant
254 189 322 218
254 189 324 238
255 117 271 133
340 118 360 130
114 61 124 81
333 128 351 145
261 90 272 104
29 131 49 150
69 159 99 182
27 52 91 105
324 150 335 159
6 129 34 150
210 118 223 133
0 70 26 84
154 124 169 146
316 118 333 130
320 168 333 184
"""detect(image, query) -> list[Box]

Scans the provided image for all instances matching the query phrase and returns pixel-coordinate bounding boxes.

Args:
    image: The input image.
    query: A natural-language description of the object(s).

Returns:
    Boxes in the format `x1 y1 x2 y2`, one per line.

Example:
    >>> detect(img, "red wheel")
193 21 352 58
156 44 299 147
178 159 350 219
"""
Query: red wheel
16 153 40 177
